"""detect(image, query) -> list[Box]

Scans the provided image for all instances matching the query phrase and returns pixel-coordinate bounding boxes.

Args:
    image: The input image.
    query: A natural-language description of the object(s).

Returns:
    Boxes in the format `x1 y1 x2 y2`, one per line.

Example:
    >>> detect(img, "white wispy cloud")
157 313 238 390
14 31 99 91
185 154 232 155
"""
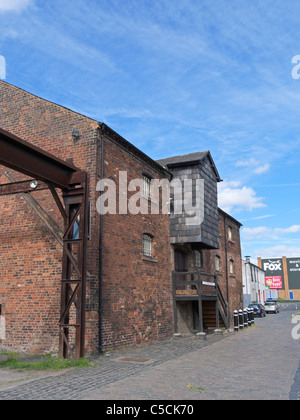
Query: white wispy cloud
242 224 300 239
0 0 33 13
254 245 300 260
235 159 270 175
240 214 276 222
253 163 270 175
274 225 300 234
236 158 258 168
218 180 266 213
242 226 271 239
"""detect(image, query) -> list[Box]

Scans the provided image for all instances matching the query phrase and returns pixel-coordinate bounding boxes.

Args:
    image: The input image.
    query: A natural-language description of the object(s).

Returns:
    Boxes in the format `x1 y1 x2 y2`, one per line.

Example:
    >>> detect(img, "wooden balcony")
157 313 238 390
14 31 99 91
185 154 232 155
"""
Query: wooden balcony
172 270 229 333
173 271 217 300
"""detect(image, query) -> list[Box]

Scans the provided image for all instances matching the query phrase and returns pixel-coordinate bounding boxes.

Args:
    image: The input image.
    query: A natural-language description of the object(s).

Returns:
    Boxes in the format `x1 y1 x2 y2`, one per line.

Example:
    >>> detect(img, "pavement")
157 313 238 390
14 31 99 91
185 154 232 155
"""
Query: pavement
0 310 299 400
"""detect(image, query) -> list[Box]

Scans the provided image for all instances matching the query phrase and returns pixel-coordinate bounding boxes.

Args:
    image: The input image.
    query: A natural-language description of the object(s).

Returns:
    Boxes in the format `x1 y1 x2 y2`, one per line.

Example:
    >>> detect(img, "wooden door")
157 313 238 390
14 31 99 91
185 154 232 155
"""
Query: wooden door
174 250 187 290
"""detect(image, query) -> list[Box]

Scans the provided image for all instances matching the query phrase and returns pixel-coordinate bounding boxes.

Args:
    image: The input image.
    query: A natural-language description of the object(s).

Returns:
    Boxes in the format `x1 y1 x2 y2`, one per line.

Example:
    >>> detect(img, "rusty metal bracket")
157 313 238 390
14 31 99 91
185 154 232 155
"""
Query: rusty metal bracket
0 128 89 360
59 173 89 360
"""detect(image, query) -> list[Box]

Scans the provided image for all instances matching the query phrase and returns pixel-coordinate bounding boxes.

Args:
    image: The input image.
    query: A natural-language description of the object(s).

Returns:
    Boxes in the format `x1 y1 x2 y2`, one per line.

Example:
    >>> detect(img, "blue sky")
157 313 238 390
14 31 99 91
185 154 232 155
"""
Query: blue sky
1 0 300 262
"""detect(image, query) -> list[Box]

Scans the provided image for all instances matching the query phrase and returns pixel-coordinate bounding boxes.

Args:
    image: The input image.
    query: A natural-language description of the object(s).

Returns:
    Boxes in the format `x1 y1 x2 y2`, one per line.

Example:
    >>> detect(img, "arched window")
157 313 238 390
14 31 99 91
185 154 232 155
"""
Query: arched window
143 234 153 257
228 226 233 241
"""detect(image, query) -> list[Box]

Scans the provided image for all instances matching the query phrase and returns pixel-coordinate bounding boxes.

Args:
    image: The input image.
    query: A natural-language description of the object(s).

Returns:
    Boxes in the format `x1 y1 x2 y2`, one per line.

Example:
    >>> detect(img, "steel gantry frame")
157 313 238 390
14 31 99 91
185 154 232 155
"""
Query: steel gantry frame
0 128 89 360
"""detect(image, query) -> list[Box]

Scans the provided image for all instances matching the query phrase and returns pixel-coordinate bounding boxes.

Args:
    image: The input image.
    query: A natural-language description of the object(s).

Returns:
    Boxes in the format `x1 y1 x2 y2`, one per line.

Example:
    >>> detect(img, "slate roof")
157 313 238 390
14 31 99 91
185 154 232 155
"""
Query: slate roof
156 151 222 182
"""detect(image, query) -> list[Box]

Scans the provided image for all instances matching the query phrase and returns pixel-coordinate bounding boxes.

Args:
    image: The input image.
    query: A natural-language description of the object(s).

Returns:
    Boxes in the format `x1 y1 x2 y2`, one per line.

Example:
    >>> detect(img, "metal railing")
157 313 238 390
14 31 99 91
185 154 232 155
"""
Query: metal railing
172 270 229 332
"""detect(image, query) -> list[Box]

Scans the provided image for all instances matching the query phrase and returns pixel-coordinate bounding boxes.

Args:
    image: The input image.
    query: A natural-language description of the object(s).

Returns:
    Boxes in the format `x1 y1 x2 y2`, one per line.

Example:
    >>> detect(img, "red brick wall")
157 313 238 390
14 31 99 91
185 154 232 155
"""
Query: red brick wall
0 81 100 354
99 135 173 349
0 81 173 355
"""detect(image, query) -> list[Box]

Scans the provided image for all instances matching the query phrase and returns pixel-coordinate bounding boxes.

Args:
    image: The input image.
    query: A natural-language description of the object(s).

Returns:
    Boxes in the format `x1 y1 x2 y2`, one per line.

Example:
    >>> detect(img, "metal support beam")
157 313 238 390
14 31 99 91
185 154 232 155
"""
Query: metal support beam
0 128 80 190
1 172 63 246
59 173 89 360
0 179 49 196
47 182 68 222
0 128 89 360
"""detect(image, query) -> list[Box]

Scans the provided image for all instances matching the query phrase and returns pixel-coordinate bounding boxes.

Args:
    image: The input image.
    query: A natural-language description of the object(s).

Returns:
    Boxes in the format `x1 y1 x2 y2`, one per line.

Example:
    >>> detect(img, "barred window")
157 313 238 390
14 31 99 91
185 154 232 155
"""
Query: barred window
195 250 202 268
143 175 152 199
143 234 153 257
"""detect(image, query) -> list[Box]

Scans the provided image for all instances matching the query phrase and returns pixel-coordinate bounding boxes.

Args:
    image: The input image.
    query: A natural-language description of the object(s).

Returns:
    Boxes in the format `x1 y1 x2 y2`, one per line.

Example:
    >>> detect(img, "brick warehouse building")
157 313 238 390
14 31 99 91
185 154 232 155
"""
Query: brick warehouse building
0 81 173 355
0 81 243 356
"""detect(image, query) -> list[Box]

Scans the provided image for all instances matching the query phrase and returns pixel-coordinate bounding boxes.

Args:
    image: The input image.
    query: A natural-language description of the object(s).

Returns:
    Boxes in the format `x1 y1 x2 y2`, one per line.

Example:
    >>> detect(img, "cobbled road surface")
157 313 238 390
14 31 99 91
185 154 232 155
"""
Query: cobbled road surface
0 310 299 400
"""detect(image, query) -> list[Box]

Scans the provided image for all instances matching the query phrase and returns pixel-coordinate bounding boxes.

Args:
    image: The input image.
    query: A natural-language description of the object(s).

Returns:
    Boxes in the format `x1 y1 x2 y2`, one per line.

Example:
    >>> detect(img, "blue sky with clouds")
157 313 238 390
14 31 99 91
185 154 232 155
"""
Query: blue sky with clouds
1 0 300 262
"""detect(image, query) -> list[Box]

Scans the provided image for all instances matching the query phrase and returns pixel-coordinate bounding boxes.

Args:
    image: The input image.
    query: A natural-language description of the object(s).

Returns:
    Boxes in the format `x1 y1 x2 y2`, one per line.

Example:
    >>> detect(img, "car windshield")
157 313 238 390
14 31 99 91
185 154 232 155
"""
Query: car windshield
266 302 275 305
249 304 259 308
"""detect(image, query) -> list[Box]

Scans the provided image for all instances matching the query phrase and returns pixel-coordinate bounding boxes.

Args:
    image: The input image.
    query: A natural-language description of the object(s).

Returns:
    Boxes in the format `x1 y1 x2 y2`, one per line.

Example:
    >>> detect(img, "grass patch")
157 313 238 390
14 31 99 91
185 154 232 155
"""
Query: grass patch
0 352 19 358
0 355 93 371
187 384 205 393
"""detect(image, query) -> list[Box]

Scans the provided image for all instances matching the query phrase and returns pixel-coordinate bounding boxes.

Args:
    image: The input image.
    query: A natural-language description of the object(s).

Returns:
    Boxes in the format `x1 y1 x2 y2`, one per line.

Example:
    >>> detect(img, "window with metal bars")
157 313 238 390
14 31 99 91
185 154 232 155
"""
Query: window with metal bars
143 175 152 200
195 250 202 268
143 234 153 257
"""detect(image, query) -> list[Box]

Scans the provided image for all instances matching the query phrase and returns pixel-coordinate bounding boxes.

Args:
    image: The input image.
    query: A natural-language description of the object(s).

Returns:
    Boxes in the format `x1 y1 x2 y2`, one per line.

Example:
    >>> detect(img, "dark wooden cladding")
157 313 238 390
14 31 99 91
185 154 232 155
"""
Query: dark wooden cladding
157 154 220 249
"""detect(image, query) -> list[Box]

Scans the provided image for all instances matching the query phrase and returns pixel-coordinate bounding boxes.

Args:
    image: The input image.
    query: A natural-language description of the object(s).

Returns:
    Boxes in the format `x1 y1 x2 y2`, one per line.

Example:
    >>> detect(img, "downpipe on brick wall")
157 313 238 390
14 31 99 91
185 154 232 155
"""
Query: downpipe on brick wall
98 123 105 354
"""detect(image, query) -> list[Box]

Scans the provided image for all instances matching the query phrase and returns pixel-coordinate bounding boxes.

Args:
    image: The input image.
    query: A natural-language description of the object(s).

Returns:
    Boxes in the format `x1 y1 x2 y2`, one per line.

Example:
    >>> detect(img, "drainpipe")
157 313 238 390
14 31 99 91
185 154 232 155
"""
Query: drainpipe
98 123 105 354
223 213 229 303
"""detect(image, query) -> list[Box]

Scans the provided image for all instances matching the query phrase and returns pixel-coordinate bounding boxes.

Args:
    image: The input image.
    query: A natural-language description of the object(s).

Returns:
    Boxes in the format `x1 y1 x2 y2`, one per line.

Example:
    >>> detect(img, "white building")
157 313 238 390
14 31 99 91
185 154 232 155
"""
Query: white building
243 257 266 306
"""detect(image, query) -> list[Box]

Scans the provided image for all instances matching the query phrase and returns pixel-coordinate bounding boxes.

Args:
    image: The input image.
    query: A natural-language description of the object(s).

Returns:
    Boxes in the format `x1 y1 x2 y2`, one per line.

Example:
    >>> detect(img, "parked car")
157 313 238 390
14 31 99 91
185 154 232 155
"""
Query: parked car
249 303 266 317
264 301 280 314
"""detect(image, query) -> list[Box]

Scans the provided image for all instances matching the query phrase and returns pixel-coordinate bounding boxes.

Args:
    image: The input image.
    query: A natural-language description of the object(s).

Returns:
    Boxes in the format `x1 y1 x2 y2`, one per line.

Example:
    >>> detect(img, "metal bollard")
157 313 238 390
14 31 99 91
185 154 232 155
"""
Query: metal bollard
247 308 252 327
243 309 248 328
234 310 239 332
239 309 244 330
251 308 255 325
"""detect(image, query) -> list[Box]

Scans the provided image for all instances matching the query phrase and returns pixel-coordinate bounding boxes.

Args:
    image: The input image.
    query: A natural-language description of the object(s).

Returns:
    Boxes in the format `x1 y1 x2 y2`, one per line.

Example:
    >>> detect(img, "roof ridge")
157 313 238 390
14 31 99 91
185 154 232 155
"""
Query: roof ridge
0 80 99 123
156 151 222 182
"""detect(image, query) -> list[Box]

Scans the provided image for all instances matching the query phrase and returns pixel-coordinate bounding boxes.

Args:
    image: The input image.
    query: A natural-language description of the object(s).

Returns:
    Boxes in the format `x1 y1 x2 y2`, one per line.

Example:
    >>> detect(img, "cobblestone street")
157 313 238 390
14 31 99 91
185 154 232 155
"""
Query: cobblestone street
0 310 299 400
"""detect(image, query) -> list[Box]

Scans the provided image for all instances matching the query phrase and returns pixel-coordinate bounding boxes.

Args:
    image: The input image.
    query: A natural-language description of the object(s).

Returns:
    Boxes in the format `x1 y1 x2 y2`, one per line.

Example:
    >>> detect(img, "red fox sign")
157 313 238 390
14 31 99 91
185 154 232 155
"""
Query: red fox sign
261 258 284 290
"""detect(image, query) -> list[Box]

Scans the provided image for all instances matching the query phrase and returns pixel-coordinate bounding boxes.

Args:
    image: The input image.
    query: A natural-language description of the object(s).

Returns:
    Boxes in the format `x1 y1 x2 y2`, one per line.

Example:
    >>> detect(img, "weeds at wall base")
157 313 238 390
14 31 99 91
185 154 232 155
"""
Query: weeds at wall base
0 354 93 371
